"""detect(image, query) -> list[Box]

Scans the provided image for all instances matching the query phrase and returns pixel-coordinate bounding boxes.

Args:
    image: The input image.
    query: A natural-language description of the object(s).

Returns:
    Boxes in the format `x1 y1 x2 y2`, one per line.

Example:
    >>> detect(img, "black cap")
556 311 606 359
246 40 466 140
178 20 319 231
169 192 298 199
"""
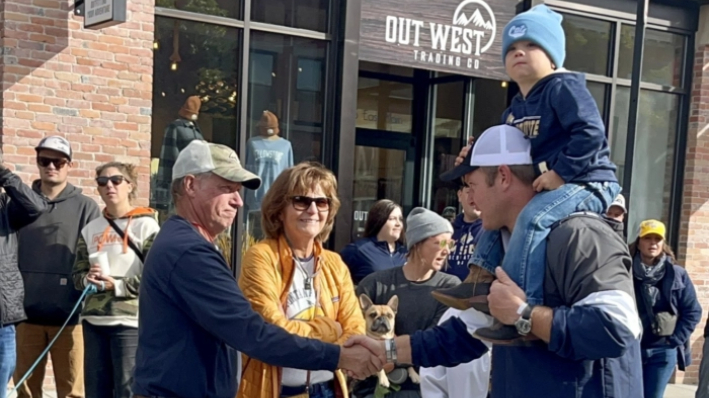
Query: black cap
440 148 477 182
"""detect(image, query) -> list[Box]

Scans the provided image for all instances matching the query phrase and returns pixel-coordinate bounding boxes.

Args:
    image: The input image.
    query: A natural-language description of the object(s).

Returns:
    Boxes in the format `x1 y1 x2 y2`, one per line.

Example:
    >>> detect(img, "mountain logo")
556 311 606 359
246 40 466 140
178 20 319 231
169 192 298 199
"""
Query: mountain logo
452 0 497 54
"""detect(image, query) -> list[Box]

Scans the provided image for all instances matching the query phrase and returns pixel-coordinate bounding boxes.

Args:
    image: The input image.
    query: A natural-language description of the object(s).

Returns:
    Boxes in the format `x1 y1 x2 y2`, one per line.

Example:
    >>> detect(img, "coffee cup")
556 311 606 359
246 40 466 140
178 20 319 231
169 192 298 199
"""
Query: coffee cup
88 252 111 276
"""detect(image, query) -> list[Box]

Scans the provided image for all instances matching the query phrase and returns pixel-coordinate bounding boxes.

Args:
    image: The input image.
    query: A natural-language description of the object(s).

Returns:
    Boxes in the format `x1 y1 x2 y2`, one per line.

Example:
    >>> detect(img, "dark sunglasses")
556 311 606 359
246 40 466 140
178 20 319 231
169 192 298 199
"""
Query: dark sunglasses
37 157 69 169
290 196 331 212
96 175 128 187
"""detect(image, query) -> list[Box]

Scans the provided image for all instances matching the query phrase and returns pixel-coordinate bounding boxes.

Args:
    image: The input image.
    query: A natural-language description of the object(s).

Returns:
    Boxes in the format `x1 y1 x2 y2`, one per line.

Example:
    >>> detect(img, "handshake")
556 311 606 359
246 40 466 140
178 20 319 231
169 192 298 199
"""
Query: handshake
336 335 397 380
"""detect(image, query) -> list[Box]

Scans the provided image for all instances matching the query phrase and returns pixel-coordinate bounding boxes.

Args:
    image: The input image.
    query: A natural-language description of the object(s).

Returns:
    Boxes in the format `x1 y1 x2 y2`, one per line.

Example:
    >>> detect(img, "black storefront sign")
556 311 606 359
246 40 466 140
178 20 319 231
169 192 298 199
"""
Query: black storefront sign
360 0 517 80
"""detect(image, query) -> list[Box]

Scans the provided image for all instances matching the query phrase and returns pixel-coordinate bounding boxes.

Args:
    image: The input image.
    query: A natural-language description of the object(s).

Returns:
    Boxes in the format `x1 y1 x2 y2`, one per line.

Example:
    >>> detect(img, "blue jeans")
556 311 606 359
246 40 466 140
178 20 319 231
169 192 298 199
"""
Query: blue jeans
642 347 677 398
470 181 621 305
0 325 16 398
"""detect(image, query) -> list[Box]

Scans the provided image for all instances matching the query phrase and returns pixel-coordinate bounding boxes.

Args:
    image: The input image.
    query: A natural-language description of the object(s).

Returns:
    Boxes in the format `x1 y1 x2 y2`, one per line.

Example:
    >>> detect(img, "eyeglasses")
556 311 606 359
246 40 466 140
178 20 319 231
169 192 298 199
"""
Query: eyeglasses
96 175 128 187
37 157 69 169
290 196 331 212
438 239 456 250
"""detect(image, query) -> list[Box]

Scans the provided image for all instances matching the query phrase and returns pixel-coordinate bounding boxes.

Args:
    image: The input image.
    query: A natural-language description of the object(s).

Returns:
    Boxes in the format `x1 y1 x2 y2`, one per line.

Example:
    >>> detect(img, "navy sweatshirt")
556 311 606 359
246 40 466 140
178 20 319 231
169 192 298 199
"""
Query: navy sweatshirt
132 216 340 398
444 214 483 281
503 71 617 184
409 215 643 398
340 237 407 284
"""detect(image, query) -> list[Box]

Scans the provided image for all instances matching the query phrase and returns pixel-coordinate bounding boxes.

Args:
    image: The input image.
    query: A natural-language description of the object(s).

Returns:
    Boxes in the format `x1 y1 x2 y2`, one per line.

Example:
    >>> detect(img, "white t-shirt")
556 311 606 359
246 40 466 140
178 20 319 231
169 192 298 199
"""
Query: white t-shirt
281 256 335 387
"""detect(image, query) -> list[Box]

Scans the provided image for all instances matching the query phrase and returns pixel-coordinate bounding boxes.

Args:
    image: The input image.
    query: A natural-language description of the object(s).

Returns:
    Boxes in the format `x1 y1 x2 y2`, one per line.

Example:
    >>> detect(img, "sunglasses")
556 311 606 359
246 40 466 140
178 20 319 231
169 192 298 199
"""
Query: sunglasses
438 239 456 250
290 196 331 212
37 157 69 169
96 175 128 187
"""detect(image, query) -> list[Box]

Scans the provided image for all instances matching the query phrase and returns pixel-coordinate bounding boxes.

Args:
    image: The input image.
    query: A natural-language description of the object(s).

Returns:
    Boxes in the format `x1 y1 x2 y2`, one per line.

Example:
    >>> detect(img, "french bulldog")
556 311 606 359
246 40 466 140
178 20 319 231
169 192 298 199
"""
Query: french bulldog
359 294 420 388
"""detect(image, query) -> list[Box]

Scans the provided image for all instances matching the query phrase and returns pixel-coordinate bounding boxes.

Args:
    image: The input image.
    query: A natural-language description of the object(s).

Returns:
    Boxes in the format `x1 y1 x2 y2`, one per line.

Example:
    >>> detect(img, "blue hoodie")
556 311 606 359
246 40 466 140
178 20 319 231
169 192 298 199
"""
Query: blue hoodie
503 71 617 184
340 237 407 284
444 214 483 281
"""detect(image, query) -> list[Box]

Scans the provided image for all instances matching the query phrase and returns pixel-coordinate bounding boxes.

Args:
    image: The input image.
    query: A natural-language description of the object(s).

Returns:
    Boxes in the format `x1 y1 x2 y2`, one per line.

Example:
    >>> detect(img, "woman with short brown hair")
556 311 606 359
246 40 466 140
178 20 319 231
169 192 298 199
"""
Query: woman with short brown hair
238 162 364 398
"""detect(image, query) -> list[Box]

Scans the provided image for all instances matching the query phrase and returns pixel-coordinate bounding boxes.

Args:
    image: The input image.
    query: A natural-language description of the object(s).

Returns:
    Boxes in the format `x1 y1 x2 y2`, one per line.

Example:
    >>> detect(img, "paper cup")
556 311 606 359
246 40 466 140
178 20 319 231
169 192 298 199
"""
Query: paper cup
88 252 111 276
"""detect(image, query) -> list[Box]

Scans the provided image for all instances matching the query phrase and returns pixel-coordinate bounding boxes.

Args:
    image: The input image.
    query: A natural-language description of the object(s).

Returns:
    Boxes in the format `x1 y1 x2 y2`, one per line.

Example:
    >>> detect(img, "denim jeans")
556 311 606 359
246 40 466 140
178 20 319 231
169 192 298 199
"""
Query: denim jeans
642 347 677 398
83 321 138 398
0 325 16 398
470 181 621 305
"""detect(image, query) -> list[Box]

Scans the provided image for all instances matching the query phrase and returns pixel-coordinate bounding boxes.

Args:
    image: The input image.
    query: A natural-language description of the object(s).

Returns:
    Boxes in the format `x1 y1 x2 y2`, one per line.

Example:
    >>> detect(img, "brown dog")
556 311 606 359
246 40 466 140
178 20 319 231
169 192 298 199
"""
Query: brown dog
359 294 420 388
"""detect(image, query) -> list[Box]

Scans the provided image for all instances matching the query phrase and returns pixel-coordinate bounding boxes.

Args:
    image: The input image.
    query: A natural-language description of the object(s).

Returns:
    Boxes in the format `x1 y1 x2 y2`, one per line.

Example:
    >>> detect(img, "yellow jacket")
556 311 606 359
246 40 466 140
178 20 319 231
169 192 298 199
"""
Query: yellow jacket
237 236 366 398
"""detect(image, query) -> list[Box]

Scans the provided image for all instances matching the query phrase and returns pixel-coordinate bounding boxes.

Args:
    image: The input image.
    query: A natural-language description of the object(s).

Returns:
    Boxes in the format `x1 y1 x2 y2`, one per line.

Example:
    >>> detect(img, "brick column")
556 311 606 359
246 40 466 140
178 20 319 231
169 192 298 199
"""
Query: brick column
676 4 709 385
0 0 155 391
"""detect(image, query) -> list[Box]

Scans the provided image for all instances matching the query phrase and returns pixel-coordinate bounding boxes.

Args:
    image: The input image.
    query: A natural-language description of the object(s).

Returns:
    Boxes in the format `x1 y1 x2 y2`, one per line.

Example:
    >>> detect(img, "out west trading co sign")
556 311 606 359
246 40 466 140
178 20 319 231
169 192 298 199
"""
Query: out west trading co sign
360 0 517 80
84 0 127 29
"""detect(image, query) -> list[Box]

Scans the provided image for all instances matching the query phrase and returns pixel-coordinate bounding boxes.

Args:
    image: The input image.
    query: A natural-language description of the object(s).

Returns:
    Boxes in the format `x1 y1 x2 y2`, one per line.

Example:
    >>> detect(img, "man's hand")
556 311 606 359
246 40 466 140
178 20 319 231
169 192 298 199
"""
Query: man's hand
454 137 475 166
488 267 526 325
532 170 564 192
338 335 385 379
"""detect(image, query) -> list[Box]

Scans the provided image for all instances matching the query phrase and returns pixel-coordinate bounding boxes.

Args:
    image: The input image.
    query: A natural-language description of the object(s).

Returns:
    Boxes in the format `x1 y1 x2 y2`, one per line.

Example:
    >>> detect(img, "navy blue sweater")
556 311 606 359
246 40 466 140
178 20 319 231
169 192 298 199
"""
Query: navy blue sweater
340 237 407 284
132 216 340 398
503 71 617 183
444 214 483 281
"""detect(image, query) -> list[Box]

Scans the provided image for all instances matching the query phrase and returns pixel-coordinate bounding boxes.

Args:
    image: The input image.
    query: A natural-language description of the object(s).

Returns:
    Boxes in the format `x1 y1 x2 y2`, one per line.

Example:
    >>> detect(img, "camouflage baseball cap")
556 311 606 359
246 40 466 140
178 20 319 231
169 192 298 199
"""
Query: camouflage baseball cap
172 140 261 190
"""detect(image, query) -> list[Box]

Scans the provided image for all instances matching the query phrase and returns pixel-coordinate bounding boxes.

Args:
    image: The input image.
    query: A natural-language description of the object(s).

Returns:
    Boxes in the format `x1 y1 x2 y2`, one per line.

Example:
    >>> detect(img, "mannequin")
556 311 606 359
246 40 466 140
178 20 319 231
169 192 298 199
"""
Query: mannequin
154 96 204 212
244 111 294 235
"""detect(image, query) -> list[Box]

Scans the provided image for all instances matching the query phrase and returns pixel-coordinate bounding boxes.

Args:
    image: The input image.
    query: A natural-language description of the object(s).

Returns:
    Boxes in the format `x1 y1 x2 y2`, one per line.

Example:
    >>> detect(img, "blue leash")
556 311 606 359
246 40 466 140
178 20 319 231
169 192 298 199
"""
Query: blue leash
9 284 97 397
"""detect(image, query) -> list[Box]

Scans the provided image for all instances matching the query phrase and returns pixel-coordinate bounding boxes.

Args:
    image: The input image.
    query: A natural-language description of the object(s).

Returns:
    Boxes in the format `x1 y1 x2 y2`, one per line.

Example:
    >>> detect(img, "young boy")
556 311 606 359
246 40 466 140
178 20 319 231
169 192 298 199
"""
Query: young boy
434 4 621 342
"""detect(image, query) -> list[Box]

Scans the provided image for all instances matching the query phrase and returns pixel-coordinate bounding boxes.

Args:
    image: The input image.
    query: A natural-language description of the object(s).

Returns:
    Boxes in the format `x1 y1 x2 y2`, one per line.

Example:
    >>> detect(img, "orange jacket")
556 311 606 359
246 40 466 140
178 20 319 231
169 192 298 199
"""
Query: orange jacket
237 236 366 398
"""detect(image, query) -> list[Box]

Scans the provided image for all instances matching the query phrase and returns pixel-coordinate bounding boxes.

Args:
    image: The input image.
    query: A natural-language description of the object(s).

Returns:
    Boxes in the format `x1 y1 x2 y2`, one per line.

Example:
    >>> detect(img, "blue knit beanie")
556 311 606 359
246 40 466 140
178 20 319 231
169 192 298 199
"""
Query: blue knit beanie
501 5 566 69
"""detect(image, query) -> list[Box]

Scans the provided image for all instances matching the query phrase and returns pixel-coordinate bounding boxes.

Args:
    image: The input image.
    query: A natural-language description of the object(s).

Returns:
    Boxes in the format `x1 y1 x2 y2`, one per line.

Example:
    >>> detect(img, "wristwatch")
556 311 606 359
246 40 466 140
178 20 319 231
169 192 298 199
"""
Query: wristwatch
514 303 534 336
385 338 398 364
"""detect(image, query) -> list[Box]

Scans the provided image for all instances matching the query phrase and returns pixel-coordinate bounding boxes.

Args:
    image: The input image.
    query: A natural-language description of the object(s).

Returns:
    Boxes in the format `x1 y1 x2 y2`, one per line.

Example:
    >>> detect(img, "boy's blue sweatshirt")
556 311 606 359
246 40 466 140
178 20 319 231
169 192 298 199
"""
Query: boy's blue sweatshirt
503 71 617 184
445 214 483 281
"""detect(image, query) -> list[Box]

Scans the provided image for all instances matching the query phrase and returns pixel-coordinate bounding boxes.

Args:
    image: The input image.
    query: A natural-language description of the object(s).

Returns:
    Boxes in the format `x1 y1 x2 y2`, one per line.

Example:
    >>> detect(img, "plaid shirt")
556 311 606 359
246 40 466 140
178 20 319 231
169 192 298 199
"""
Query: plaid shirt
154 119 203 209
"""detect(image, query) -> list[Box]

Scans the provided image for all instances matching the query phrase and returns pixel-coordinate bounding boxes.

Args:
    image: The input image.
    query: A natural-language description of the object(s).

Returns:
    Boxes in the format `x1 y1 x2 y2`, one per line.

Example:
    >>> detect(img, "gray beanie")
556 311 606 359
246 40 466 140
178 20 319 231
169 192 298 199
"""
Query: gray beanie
405 207 454 250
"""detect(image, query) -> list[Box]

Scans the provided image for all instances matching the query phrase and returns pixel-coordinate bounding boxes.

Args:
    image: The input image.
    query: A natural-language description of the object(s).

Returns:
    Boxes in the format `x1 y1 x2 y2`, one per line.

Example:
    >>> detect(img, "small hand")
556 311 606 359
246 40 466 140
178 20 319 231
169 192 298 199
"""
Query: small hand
88 264 103 279
532 170 564 192
454 137 475 166
98 274 116 291
488 267 526 325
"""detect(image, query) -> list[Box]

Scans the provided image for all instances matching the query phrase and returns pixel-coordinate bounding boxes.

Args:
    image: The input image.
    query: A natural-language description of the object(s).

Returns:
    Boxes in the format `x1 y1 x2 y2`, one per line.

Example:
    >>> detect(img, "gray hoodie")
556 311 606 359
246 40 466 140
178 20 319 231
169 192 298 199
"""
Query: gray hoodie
18 181 100 325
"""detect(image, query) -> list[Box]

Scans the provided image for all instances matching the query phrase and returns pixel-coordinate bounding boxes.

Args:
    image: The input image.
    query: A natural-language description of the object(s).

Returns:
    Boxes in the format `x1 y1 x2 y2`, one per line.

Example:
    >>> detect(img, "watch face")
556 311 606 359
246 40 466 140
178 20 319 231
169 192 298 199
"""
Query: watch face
515 319 532 335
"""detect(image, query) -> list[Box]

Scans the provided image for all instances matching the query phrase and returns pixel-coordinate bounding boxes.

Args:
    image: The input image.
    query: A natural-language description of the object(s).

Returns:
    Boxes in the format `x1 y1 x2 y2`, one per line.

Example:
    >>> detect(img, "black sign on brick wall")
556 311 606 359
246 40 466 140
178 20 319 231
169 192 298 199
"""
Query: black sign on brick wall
360 0 518 80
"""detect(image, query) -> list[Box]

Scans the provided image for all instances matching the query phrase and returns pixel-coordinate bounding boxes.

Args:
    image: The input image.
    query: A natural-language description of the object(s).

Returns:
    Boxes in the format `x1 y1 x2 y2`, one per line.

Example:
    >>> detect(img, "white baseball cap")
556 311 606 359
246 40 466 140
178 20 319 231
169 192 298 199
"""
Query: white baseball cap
440 125 532 181
35 136 72 160
609 194 626 213
172 140 261 190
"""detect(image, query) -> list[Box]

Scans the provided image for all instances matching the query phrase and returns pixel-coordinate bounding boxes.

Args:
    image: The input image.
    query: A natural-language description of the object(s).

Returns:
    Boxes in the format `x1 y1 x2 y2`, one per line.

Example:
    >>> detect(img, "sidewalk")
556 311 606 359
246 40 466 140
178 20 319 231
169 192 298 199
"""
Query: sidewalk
667 383 698 398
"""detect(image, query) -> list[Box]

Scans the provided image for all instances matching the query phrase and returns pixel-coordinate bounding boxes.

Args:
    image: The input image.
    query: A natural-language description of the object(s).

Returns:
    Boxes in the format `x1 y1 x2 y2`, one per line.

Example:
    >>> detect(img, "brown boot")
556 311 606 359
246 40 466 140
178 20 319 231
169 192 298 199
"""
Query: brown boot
431 265 495 312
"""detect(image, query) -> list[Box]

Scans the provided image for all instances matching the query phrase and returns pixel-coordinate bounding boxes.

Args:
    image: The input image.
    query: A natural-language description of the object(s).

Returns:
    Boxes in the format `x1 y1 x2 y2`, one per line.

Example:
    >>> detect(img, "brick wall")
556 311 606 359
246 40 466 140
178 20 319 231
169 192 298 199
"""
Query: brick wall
0 0 155 391
676 5 709 385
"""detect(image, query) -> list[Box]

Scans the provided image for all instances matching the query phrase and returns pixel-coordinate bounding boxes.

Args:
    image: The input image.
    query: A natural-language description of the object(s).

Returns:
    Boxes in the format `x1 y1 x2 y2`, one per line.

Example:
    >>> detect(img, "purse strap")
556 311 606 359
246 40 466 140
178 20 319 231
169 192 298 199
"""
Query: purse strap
106 217 145 263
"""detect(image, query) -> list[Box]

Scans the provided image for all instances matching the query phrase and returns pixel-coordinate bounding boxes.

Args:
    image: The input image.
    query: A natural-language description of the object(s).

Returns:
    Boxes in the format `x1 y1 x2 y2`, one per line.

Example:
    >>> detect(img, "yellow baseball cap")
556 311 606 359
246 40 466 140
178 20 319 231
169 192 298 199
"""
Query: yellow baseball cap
638 219 666 239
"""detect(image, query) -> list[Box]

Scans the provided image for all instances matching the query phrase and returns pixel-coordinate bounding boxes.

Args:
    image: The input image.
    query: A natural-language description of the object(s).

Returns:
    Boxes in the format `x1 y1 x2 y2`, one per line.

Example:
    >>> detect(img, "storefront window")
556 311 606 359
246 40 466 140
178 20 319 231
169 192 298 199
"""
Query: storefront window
244 31 327 242
430 81 465 216
252 0 329 32
150 17 240 223
356 77 413 133
618 27 685 87
587 82 608 122
612 88 678 239
155 0 241 20
562 14 613 76
471 79 509 136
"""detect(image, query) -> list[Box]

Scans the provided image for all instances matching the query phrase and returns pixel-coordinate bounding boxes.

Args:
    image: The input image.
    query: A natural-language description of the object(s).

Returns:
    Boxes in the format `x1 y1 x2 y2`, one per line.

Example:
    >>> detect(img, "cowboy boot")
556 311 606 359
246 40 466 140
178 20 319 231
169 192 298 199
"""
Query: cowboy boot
431 264 495 312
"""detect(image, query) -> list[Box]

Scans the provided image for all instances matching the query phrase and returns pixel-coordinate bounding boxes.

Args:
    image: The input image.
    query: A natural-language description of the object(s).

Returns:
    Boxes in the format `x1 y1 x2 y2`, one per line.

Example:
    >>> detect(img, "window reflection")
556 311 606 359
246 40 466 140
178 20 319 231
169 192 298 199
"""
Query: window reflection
357 78 413 133
561 14 612 76
252 0 329 32
155 0 241 20
244 31 327 244
431 81 465 215
150 17 240 221
611 88 678 239
618 27 685 87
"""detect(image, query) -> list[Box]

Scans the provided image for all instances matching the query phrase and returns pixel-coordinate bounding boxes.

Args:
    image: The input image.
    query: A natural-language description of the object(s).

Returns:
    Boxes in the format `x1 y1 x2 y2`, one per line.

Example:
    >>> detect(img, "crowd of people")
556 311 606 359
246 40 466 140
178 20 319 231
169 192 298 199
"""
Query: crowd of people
0 4 707 398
